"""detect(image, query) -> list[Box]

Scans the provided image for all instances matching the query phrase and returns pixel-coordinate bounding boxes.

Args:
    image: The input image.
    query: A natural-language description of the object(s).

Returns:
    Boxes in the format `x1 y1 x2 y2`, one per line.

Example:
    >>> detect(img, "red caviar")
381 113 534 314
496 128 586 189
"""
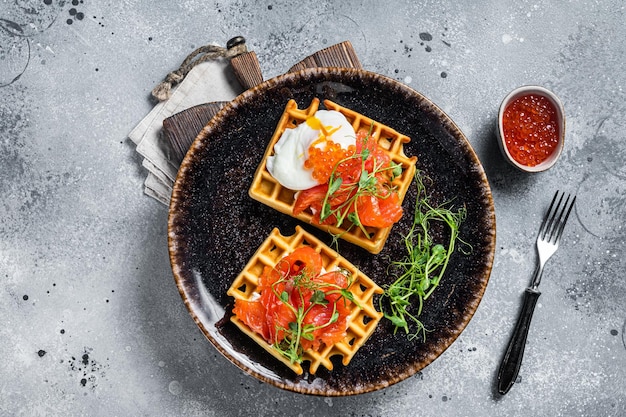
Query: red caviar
502 94 560 167
304 141 356 184
295 130 402 229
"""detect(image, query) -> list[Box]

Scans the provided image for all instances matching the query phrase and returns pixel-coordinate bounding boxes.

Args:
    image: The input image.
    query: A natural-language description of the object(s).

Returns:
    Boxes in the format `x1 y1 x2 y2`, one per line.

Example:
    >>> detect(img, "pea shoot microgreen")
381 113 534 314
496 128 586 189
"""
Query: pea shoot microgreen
380 172 470 341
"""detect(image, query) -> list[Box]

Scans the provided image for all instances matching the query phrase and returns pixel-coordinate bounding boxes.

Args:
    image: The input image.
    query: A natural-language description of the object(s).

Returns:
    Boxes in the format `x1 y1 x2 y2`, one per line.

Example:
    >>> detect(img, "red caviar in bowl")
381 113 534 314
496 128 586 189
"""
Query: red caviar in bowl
502 93 560 167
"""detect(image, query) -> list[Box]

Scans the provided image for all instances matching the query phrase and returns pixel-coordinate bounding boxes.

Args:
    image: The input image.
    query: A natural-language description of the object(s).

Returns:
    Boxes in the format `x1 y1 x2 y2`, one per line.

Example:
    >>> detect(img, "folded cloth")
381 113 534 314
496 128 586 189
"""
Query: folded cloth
128 58 244 205
129 40 360 205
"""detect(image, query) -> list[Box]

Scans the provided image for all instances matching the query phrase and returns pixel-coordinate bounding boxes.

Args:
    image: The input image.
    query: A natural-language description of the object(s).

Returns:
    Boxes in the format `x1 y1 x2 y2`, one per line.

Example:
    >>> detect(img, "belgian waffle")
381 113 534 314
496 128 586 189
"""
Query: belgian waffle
227 226 383 375
248 98 417 254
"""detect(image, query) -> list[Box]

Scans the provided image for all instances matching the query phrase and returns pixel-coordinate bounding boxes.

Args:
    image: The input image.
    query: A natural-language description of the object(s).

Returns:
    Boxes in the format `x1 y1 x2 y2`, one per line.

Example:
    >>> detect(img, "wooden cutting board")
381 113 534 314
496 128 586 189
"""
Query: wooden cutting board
162 41 362 164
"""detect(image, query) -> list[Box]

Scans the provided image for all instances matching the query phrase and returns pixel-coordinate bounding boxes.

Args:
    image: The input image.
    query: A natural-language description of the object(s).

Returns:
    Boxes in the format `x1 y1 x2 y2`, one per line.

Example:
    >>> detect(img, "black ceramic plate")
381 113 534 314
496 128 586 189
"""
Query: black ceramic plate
168 67 496 396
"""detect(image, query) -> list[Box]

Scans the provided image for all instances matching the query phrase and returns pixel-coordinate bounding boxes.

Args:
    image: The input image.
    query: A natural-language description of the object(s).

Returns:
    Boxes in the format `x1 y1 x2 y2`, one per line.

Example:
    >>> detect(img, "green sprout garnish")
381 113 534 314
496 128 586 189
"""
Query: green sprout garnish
379 171 470 341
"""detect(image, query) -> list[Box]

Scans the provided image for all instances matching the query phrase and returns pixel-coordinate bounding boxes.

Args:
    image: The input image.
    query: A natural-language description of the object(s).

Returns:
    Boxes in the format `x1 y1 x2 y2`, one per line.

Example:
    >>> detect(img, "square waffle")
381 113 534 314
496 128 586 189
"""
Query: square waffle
227 226 383 375
248 98 417 254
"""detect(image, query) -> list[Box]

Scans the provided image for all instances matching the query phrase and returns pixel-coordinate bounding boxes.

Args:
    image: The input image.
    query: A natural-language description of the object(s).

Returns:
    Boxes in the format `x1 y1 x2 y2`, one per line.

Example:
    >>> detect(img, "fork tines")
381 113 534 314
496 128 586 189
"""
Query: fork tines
540 191 576 243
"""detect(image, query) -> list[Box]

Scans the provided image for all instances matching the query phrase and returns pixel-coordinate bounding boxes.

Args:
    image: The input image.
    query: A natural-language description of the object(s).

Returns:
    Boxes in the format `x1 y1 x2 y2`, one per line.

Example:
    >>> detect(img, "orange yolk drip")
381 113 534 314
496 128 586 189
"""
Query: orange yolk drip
306 116 342 148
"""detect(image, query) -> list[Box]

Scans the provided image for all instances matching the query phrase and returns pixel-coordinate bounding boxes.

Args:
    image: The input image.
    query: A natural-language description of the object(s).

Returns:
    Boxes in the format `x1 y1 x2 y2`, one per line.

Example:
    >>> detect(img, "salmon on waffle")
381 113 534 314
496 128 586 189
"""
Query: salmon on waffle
227 226 383 375
248 98 417 254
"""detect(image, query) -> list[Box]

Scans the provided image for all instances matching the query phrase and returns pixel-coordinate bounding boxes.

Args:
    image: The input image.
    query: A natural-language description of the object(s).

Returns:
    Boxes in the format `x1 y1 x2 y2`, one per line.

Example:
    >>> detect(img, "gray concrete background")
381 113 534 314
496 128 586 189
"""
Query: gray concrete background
1 1 625 416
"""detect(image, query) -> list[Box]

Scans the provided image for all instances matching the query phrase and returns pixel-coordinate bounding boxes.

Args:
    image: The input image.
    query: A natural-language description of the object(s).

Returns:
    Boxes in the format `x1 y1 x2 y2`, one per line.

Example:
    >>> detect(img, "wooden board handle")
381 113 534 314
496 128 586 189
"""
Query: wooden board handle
163 40 361 165
230 51 263 90
288 41 362 72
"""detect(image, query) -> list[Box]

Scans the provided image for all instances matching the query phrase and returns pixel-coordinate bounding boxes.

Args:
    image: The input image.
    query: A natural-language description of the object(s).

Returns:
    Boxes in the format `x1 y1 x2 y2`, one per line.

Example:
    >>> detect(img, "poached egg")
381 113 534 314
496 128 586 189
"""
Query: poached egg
266 110 356 190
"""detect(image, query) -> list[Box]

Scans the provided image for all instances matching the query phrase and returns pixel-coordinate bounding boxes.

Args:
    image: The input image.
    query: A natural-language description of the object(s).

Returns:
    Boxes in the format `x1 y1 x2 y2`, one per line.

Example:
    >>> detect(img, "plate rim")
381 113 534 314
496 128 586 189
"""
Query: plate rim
168 66 496 396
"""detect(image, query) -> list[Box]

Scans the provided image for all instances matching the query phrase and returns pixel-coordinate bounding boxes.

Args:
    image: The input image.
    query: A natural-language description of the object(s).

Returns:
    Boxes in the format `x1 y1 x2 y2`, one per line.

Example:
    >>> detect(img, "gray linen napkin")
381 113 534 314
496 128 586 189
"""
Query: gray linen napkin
128 58 243 205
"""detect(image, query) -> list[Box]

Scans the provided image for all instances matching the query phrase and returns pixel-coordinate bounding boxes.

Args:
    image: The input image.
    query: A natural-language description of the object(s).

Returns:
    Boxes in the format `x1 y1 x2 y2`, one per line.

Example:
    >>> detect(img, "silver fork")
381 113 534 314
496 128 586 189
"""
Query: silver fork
497 190 576 395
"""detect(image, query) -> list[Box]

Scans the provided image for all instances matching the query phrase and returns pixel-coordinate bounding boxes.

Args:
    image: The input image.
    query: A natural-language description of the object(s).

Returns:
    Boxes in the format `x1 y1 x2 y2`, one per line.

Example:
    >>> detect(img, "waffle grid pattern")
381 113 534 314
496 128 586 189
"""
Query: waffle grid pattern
227 226 383 375
248 98 417 254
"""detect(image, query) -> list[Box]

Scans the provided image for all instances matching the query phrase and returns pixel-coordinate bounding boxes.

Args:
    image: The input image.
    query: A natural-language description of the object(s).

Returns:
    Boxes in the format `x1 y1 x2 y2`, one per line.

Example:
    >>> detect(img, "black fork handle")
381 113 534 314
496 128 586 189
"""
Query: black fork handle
497 288 541 395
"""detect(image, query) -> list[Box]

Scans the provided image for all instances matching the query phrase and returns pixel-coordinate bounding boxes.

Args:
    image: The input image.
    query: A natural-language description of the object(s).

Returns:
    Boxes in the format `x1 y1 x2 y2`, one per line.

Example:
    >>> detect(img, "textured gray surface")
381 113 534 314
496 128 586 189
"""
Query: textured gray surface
1 1 625 416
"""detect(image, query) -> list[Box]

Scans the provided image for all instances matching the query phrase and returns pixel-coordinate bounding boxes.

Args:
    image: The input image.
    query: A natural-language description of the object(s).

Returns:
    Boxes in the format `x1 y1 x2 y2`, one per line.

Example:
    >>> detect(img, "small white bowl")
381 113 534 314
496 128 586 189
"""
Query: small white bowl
497 85 565 172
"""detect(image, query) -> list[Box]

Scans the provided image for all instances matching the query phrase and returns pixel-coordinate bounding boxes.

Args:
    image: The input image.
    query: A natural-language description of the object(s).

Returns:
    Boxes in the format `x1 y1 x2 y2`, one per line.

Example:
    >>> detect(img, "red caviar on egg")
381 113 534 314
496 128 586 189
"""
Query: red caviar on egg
304 141 356 184
502 94 560 167
295 130 403 230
